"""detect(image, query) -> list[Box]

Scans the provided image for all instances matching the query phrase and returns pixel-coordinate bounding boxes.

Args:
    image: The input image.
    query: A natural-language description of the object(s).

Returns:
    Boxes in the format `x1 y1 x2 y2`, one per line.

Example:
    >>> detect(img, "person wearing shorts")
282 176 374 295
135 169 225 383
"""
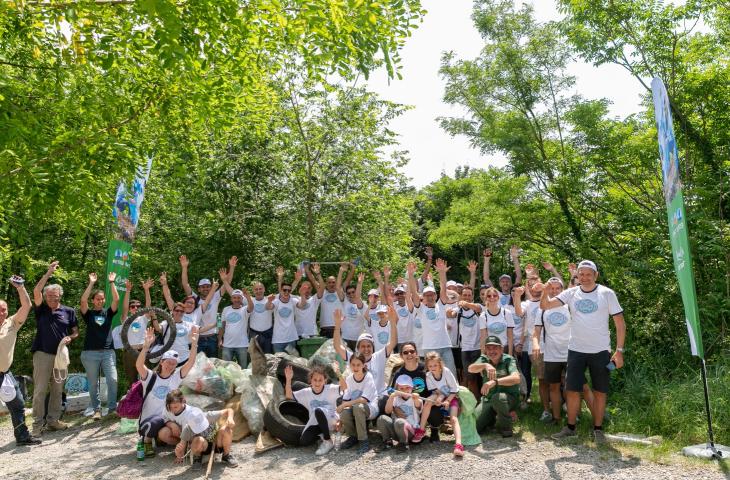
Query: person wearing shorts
539 260 625 443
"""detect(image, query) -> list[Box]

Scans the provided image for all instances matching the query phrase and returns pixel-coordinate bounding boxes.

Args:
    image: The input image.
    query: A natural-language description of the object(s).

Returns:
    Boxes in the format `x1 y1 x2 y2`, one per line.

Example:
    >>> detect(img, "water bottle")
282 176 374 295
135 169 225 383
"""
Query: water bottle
216 313 222 329
334 430 342 451
136 438 145 461
606 361 616 371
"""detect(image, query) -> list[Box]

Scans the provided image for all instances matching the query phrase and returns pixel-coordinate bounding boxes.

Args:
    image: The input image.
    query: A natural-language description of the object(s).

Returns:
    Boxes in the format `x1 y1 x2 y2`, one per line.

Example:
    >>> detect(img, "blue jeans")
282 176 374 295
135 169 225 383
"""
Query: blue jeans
273 340 298 353
423 347 457 376
80 350 118 411
198 335 219 359
1 371 31 442
221 347 248 368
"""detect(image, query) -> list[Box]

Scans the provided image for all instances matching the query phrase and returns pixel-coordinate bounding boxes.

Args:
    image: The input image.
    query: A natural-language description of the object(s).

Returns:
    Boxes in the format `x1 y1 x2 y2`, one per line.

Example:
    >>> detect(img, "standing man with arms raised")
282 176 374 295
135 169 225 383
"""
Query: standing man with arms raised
540 260 626 443
31 261 79 436
0 275 42 446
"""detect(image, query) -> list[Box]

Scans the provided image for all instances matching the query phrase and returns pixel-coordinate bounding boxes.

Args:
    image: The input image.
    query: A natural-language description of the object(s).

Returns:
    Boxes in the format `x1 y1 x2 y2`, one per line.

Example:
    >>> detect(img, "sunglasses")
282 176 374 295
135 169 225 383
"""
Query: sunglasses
282 289 292 293
130 304 141 309
402 350 416 355
486 294 499 299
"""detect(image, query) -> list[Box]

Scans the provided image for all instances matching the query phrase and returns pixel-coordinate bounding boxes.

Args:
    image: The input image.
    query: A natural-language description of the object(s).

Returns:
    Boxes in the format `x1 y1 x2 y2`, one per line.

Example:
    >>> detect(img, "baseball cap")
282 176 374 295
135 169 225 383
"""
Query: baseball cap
395 375 414 388
231 289 244 297
355 333 374 349
376 304 388 314
547 277 564 287
394 285 406 293
446 280 458 288
422 286 436 294
484 335 502 347
456 282 464 288
499 274 512 281
198 279 212 287
161 350 180 362
577 260 598 272
367 288 380 297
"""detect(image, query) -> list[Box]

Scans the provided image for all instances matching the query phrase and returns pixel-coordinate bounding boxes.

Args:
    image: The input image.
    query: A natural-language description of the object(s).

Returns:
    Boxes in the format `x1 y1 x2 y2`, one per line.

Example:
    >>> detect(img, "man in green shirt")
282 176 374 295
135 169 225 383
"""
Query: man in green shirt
468 335 521 437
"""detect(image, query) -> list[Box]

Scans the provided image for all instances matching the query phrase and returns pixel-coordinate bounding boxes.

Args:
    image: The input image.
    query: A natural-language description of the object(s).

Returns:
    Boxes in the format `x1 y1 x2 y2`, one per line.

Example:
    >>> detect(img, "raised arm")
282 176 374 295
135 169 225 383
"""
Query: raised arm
284 365 295 400
382 265 392 306
512 286 526 317
199 279 219 315
335 262 348 301
344 263 356 291
142 278 153 308
332 308 347 360
9 277 31 327
510 245 522 286
406 262 420 308
179 255 192 297
311 263 324 298
137 327 155 380
219 268 233 297
122 279 133 319
354 272 364 308
467 260 477 289
291 268 302 293
275 266 285 294
420 246 433 285
159 272 175 311
180 326 199 378
537 282 562 311
541 261 564 285
109 271 120 312
482 248 493 287
80 272 97 315
33 260 59 307
386 305 398 354
434 258 450 304
227 256 238 285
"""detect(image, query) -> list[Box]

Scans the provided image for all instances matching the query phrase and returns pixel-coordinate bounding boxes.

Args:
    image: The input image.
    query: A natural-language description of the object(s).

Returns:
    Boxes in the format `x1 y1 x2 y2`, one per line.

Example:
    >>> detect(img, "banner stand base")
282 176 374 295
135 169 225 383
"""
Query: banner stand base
682 443 729 460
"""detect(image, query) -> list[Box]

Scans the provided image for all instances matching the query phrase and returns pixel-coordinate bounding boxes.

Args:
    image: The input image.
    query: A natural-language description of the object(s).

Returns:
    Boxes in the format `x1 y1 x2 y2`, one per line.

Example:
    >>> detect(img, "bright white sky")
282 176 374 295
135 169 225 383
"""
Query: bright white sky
365 0 647 188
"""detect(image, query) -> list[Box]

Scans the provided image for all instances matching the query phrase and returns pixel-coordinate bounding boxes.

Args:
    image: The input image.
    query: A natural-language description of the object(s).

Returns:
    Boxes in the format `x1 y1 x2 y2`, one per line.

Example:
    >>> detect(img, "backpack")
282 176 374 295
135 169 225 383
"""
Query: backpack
116 372 157 419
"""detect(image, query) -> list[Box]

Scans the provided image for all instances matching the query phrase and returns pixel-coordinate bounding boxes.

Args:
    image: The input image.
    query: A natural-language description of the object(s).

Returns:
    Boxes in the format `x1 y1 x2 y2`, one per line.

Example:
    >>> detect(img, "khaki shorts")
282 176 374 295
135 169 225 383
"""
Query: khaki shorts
533 353 545 380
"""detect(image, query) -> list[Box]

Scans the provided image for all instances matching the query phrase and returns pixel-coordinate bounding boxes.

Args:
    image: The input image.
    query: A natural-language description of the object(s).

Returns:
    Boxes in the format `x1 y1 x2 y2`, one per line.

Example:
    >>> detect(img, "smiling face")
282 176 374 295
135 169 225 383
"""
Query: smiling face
253 282 265 299
485 344 502 363
397 384 413 394
460 288 474 302
231 294 244 308
91 291 105 310
44 287 62 309
346 286 357 301
160 358 177 376
167 400 185 415
367 294 379 308
280 284 292 301
0 300 8 322
547 281 563 297
299 281 311 297
499 276 512 293
325 276 337 292
197 284 211 298
423 291 437 307
349 357 364 374
357 339 374 358
577 267 598 289
484 288 500 307
183 296 196 313
309 372 326 392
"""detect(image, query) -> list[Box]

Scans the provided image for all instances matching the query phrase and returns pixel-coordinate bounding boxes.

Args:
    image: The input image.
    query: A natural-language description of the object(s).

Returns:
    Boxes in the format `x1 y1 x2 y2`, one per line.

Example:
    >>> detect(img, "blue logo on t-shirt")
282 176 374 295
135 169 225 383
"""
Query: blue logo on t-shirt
177 325 188 338
576 299 598 314
399 404 414 417
426 308 437 321
398 307 409 317
152 385 169 400
489 322 506 334
439 384 451 396
347 305 358 317
499 295 510 306
279 307 293 318
254 303 266 313
513 314 522 326
310 399 330 410
377 331 389 345
131 321 142 333
299 301 310 311
414 318 422 329
370 312 379 322
226 312 242 324
94 315 105 326
548 312 568 327
325 293 338 303
412 377 425 394
462 316 476 328
350 389 363 400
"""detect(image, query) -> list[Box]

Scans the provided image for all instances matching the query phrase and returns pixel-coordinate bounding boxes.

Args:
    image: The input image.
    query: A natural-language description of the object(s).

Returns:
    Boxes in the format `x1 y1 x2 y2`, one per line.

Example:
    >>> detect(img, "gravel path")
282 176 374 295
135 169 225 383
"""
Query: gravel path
0 415 725 480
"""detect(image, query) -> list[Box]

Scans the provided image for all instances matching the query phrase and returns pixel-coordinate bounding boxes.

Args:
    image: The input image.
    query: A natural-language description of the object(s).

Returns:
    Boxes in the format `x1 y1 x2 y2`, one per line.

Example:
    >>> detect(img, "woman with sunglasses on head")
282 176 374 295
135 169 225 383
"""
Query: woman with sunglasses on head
387 342 444 443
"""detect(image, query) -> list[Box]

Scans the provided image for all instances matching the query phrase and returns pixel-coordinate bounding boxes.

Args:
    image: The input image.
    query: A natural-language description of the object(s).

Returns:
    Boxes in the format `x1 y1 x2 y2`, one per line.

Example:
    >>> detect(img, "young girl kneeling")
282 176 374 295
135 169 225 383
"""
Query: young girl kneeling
284 365 341 455
376 374 422 453
413 352 464 457
337 353 379 454
164 389 238 469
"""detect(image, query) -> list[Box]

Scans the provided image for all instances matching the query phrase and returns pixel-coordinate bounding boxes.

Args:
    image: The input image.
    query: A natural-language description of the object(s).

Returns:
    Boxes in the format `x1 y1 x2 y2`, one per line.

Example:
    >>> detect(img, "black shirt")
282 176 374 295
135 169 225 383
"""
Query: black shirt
82 307 116 350
389 362 432 397
31 303 78 355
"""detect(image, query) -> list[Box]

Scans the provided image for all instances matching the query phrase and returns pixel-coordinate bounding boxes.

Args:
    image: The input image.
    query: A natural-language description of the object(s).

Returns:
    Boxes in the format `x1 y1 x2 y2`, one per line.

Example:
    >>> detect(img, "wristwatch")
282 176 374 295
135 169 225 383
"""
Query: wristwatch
616 347 624 353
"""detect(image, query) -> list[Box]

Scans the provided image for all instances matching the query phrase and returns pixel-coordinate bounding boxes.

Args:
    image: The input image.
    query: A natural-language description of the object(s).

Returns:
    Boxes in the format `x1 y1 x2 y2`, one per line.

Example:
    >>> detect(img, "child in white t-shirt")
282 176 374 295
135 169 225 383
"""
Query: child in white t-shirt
337 353 378 454
412 351 464 457
376 374 423 452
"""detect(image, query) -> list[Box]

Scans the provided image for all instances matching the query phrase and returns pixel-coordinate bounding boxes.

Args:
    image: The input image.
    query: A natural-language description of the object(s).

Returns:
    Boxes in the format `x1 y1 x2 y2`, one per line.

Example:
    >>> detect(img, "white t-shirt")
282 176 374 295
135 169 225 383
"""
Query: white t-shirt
393 394 420 428
367 305 381 327
523 300 543 354
346 347 389 395
394 303 414 344
163 404 209 435
196 290 222 336
249 297 273 332
499 292 511 307
446 306 460 348
536 305 571 362
369 320 391 352
293 384 341 429
412 309 424 353
417 301 452 350
425 367 459 398
319 290 342 328
482 307 514 347
182 308 201 328
140 367 184 421
506 303 526 345
341 299 366 341
557 285 623 353
457 308 486 352
342 372 378 419
272 295 298 344
294 294 321 337
159 320 195 363
221 305 249 349
125 314 150 348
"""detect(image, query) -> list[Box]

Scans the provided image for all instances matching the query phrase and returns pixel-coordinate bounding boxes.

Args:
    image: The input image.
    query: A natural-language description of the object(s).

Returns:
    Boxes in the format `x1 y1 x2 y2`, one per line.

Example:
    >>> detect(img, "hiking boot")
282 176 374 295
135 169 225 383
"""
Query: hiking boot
191 456 203 470
593 429 607 444
374 440 393 453
411 428 426 444
340 436 358 450
552 426 577 440
357 440 370 454
315 440 334 456
221 453 238 467
31 426 43 437
396 442 409 454
144 442 156 458
46 420 69 431
539 411 553 423
16 436 42 446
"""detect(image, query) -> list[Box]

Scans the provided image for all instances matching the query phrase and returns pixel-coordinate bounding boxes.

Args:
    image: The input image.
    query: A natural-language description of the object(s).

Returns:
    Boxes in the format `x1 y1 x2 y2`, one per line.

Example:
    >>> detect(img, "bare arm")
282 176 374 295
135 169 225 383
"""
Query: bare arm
542 261 564 285
137 328 155 380
179 255 193 297
386 306 398 354
159 272 175 311
109 272 120 312
611 313 626 368
33 261 59 307
122 280 132 319
512 287 525 317
467 260 477 290
510 245 522 286
538 283 562 311
406 262 420 308
420 246 433 285
284 365 295 400
142 279 153 308
291 268 302 293
312 264 325 298
219 268 234 297
80 272 96 315
275 266 285 294
382 265 392 306
435 259 450 304
482 249 493 287
180 326 199 378
335 263 347 301
333 309 347 360
10 279 31 327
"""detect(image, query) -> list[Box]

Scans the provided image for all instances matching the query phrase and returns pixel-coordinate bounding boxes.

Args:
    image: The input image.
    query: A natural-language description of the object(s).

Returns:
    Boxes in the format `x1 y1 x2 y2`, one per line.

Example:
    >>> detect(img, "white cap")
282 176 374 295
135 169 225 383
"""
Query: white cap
499 274 512 281
395 375 414 388
446 280 458 287
547 277 564 287
456 283 464 288
367 289 380 297
198 279 212 286
356 333 374 349
394 285 406 293
231 289 244 297
577 260 598 272
161 350 179 362
422 286 436 294
376 304 388 314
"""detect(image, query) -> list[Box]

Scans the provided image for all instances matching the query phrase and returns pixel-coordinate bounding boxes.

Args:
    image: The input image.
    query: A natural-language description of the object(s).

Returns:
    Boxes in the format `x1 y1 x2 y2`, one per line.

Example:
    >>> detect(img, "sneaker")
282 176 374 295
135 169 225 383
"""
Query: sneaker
83 407 95 418
551 426 577 440
501 428 513 438
191 456 203 470
31 426 43 437
519 401 528 411
93 410 102 421
221 453 238 467
340 436 358 450
316 440 335 456
453 443 464 457
144 442 156 458
396 443 409 454
46 421 69 431
102 408 114 417
374 440 393 453
539 411 554 423
429 428 440 443
593 429 607 444
16 436 42 446
411 428 426 444
357 440 370 454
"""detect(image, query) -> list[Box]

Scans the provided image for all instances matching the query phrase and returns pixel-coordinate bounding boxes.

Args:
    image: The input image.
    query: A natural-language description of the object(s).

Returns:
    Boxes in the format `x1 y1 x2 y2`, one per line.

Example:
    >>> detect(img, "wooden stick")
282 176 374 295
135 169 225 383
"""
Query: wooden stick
204 448 215 480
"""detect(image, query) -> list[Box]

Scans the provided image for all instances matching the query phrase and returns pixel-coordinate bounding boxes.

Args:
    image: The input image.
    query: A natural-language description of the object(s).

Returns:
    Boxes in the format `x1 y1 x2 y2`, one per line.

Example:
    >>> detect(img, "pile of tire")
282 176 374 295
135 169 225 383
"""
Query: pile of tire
263 399 310 446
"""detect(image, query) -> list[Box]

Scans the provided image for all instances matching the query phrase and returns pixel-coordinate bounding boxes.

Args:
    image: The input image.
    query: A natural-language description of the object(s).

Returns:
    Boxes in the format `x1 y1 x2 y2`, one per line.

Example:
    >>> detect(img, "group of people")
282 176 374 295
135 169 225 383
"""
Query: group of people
0 245 625 464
